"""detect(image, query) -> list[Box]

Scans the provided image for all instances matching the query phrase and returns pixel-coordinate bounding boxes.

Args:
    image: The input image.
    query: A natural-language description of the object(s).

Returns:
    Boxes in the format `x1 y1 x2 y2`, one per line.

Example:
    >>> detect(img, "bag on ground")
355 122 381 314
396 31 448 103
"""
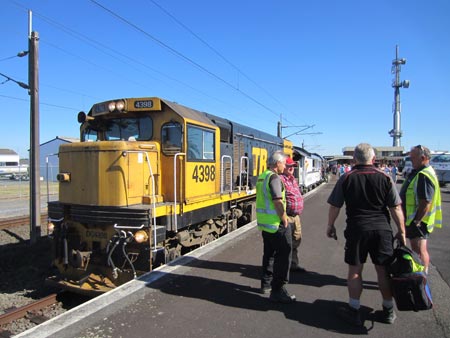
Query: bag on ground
388 243 433 312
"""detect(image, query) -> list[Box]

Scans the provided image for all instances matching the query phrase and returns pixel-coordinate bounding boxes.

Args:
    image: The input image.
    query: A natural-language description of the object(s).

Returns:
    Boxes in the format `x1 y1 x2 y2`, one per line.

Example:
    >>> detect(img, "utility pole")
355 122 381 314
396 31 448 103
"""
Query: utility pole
28 10 41 244
389 45 409 147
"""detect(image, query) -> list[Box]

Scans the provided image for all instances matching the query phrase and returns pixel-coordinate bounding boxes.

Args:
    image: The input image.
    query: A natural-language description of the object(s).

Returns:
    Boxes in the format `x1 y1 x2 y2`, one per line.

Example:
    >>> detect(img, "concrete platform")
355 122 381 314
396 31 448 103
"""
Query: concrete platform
17 183 450 338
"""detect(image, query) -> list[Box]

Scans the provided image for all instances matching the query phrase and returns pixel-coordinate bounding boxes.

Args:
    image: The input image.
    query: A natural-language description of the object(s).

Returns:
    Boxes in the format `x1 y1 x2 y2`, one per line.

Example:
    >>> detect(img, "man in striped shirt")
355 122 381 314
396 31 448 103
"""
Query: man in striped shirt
280 157 306 272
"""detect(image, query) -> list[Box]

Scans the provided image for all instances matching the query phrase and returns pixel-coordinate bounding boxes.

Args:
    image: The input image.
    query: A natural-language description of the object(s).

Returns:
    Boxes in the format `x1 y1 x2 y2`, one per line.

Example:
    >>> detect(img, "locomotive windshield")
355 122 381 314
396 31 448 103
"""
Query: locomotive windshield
83 116 153 141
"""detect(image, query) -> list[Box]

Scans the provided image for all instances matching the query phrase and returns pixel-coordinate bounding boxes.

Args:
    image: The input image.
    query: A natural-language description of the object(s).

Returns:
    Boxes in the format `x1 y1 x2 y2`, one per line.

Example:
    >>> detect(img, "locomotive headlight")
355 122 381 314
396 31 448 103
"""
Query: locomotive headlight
108 101 116 112
47 221 55 234
115 100 125 111
57 173 71 182
134 230 149 243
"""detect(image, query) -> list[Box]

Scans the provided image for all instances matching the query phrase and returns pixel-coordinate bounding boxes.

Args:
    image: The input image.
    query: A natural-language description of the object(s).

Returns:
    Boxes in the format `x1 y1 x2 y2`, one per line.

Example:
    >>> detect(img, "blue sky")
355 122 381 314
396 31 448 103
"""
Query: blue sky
1 0 449 158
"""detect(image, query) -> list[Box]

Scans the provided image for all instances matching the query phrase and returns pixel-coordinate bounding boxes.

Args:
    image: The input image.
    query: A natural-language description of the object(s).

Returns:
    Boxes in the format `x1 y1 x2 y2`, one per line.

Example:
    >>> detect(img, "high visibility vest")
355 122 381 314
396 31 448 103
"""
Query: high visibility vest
405 166 443 232
256 170 285 233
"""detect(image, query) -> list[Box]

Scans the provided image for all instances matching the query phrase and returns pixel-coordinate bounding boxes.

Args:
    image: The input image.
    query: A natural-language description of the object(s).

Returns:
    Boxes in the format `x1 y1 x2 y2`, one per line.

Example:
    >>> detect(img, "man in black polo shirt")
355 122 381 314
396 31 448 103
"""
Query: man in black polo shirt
326 143 406 326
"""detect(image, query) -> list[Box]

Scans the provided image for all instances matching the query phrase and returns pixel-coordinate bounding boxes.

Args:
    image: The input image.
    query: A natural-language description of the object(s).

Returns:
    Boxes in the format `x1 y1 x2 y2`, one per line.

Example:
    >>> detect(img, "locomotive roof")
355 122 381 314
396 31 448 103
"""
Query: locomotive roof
163 99 281 143
161 99 216 128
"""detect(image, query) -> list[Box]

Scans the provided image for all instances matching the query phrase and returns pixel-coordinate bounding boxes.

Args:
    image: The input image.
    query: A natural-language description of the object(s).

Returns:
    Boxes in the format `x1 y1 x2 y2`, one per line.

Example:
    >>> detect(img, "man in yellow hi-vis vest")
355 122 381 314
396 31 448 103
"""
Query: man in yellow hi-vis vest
257 150 295 303
400 145 443 274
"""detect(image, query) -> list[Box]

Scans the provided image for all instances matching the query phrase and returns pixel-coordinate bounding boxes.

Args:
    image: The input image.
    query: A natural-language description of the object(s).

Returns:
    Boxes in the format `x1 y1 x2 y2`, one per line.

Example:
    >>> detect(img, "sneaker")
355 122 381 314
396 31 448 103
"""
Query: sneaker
336 304 363 327
260 285 271 294
377 306 397 324
269 287 296 303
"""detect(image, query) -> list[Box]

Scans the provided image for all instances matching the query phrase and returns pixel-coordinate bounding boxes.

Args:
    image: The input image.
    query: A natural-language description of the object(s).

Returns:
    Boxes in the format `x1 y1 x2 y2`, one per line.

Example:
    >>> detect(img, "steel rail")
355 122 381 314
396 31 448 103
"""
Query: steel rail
0 214 48 230
0 293 59 326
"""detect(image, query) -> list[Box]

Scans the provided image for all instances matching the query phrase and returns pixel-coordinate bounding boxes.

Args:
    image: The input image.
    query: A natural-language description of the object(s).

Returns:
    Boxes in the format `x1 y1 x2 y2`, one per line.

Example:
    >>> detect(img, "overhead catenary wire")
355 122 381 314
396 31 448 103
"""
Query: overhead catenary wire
7 0 319 148
89 0 279 118
147 0 306 128
23 4 244 115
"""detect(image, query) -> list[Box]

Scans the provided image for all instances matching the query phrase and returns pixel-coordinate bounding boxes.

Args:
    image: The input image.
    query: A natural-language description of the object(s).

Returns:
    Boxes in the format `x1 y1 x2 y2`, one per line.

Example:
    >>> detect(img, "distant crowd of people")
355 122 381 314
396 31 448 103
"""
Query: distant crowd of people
331 162 399 183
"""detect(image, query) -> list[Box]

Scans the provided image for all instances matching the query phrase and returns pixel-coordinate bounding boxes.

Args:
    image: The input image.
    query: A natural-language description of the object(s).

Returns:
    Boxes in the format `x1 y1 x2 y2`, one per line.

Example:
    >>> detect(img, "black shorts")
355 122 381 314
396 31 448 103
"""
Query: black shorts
344 229 393 266
406 222 430 239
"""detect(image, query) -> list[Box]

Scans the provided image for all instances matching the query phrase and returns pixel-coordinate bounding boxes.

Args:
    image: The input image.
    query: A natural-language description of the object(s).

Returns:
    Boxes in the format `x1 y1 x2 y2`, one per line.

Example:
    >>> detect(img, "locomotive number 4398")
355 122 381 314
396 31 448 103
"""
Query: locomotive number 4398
192 165 216 182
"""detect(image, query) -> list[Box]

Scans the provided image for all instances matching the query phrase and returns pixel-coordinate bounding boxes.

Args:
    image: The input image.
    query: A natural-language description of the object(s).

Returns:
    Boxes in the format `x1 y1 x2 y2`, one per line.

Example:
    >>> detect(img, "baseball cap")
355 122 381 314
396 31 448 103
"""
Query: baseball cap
286 157 298 167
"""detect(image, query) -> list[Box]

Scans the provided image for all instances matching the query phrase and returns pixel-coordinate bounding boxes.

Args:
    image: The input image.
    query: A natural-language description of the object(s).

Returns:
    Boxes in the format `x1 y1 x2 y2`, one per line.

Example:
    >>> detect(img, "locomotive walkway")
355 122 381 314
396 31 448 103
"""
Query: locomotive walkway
17 179 450 338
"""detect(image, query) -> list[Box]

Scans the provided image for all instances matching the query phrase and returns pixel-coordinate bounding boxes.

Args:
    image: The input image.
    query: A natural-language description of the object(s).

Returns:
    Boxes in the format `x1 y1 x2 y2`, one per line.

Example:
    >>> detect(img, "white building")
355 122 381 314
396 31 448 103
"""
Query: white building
0 148 29 178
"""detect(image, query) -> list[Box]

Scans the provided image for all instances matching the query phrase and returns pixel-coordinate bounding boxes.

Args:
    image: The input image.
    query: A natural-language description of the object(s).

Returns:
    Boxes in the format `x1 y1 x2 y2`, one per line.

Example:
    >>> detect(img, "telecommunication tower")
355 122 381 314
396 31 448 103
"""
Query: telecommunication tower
389 45 410 147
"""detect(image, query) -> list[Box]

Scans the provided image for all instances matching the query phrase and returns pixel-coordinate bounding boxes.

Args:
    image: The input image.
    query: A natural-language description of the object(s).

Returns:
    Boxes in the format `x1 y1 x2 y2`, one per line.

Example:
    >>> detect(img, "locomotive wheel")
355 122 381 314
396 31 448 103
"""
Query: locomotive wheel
165 246 181 263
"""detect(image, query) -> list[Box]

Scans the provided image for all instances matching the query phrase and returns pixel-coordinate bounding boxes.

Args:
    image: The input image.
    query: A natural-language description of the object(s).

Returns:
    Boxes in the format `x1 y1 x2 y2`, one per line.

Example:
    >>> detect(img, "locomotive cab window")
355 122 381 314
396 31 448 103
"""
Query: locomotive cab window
105 117 152 141
187 125 215 161
82 117 153 141
161 122 182 154
83 128 98 142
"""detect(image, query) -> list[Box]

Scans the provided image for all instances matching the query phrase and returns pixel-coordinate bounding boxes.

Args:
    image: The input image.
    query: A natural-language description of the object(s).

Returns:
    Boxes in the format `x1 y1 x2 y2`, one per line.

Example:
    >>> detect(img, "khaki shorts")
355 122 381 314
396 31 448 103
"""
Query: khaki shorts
288 214 302 240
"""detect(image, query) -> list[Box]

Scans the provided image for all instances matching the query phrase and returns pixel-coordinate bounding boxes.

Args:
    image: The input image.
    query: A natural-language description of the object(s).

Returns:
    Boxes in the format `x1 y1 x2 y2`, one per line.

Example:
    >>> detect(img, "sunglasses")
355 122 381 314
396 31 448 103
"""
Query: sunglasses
415 145 429 158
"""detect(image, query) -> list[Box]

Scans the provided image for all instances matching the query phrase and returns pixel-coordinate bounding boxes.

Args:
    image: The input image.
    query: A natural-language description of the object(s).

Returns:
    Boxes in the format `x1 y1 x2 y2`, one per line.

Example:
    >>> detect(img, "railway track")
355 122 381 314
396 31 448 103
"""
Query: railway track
0 214 48 231
0 291 91 337
0 293 59 327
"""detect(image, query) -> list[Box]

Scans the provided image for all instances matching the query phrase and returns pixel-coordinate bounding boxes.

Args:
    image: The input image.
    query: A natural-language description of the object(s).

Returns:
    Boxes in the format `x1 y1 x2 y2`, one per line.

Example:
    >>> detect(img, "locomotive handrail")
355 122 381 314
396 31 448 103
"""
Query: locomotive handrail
113 224 146 229
221 155 232 194
173 152 186 233
122 150 157 252
239 156 249 193
48 217 64 222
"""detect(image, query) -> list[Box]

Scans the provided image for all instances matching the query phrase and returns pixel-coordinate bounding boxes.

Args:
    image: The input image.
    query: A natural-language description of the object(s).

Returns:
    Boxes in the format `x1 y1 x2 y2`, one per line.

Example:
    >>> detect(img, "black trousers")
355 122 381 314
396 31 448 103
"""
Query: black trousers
261 223 292 290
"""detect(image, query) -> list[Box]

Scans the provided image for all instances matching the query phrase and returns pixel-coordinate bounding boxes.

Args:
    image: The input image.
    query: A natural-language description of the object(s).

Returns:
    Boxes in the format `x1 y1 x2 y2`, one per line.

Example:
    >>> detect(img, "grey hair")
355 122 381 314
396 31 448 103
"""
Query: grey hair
268 150 287 167
413 145 431 159
354 143 375 164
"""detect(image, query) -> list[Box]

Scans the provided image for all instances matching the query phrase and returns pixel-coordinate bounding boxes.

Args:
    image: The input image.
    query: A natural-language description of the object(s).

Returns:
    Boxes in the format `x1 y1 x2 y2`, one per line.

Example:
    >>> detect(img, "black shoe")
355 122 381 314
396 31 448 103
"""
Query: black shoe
336 304 363 327
290 265 306 273
269 287 296 303
377 306 396 324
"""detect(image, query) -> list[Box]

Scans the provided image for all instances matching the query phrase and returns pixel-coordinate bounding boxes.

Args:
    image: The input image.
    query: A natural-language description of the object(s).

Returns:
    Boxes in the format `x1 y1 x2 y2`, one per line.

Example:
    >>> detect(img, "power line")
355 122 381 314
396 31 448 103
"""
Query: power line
0 71 29 89
147 1 310 130
89 0 279 117
0 51 28 62
148 0 291 112
28 6 243 114
0 94 79 111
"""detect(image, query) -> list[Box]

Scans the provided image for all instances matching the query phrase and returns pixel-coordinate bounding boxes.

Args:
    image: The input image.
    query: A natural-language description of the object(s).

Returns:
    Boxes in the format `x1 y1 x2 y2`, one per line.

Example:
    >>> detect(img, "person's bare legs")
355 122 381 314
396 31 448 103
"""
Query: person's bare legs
410 238 429 273
347 264 363 303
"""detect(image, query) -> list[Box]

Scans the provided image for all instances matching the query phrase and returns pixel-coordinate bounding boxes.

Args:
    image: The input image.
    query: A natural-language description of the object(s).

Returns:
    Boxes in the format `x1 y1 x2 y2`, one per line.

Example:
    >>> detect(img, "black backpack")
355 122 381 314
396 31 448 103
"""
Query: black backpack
388 243 424 275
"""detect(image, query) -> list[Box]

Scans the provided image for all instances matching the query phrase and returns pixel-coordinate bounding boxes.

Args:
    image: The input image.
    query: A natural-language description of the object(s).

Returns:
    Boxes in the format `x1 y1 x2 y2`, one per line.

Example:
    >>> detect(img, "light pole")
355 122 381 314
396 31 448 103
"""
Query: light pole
389 45 409 147
28 11 41 244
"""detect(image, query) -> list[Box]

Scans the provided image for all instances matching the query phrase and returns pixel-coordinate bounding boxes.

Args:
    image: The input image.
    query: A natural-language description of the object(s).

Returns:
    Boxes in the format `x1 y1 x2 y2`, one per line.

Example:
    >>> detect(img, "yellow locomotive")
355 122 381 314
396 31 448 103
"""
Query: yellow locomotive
47 97 293 294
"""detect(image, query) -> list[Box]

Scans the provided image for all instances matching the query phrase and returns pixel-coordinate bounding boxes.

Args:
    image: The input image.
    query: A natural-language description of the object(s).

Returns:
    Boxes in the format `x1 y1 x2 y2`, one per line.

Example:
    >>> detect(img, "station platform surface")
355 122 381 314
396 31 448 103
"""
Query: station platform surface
18 182 450 338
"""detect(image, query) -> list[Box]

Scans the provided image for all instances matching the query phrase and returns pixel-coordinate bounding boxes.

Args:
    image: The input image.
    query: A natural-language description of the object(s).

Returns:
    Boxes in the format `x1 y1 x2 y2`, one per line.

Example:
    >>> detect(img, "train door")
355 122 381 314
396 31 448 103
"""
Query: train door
184 123 220 202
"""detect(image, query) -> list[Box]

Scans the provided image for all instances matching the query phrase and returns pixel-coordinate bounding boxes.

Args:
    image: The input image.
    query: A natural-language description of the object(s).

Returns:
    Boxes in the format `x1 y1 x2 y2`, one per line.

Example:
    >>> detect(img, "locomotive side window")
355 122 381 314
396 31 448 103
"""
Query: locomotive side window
187 125 215 161
161 122 182 154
